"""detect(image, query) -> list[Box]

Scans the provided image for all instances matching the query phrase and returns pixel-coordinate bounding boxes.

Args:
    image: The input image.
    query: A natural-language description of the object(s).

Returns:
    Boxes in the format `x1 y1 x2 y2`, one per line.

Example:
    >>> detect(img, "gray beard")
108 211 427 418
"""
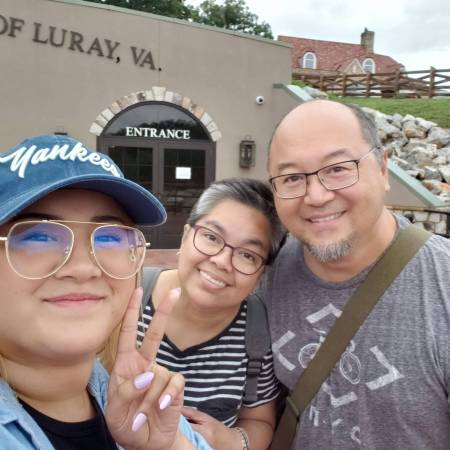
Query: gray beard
304 237 353 263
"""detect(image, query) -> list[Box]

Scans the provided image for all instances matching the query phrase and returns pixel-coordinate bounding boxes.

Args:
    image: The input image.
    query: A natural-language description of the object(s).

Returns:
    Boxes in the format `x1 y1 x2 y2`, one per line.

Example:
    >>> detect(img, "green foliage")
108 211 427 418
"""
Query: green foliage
84 0 192 20
84 0 273 38
291 80 307 88
191 0 272 38
336 97 450 129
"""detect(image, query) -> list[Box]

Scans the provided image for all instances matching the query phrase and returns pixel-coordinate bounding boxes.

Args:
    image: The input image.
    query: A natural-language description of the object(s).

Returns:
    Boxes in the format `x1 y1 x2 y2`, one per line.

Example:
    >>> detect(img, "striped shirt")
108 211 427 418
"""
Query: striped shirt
138 299 280 426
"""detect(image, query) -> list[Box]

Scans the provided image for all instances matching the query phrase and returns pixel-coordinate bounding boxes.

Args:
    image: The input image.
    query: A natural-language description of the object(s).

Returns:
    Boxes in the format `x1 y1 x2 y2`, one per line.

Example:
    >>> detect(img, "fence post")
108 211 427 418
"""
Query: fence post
342 74 347 97
429 66 436 98
365 72 372 97
394 69 400 97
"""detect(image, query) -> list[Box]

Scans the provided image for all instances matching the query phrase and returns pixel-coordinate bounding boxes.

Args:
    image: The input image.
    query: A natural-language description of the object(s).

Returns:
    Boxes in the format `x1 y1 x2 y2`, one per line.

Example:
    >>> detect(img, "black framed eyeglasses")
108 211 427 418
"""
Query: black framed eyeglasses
0 220 150 280
269 147 380 199
192 225 267 275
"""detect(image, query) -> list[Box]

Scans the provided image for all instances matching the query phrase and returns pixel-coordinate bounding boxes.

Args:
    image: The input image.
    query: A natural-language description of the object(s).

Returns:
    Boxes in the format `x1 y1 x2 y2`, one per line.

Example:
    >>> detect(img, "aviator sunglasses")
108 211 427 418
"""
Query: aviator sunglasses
0 220 150 280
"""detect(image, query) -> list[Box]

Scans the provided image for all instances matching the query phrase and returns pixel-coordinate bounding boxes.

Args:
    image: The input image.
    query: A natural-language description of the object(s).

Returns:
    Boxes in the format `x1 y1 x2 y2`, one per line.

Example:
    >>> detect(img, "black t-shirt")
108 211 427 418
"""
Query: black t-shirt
19 394 117 450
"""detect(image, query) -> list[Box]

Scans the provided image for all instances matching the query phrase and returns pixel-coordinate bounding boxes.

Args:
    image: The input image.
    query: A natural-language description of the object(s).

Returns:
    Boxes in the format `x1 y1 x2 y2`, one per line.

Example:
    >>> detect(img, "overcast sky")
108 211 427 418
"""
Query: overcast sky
188 0 450 71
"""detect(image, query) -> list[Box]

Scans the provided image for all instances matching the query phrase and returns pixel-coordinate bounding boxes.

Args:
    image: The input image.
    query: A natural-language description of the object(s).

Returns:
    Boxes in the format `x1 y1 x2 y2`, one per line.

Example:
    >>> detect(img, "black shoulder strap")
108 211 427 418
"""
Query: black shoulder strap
141 267 163 309
244 293 271 402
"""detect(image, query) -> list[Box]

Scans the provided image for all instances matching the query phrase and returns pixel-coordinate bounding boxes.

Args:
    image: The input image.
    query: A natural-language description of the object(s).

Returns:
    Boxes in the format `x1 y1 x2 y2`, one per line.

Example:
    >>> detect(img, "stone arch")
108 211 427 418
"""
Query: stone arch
89 86 222 142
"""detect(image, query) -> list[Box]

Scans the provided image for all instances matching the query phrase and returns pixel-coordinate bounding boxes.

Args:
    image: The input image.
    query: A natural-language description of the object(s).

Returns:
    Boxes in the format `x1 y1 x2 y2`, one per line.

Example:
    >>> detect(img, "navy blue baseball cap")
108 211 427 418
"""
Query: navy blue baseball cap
0 134 167 226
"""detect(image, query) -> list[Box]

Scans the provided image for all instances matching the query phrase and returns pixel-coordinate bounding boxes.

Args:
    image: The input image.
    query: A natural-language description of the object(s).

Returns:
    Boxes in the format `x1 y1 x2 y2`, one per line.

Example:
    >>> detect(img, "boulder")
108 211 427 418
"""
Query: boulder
422 179 443 194
427 127 450 148
437 146 450 163
432 155 447 166
391 155 413 170
416 117 437 131
403 120 426 139
423 166 442 180
391 113 403 129
439 166 450 184
375 117 402 141
404 145 436 167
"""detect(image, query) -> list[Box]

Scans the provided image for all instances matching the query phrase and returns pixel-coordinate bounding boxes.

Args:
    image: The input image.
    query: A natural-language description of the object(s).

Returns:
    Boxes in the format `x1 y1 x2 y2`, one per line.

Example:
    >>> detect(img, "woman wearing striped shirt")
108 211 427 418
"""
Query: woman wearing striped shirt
138 178 286 450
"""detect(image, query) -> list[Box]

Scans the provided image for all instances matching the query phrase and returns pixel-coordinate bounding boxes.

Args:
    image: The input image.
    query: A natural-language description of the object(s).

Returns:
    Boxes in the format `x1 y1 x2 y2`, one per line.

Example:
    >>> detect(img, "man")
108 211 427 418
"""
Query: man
262 100 450 449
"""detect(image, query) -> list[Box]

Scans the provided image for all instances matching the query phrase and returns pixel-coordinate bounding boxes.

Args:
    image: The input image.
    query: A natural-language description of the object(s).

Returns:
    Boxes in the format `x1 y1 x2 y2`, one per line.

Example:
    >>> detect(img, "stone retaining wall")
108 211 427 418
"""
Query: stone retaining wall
390 207 449 235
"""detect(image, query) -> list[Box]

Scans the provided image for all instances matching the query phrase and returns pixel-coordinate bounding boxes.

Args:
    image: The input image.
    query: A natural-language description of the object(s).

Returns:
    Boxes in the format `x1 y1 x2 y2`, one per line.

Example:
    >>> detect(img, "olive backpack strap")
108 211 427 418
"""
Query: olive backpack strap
270 225 432 450
244 293 271 403
141 267 163 309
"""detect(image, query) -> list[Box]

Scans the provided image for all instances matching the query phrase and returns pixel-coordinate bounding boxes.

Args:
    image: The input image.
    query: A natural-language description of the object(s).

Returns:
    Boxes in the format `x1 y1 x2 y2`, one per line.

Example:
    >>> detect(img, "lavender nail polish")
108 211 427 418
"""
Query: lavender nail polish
133 371 154 390
132 412 147 432
159 394 172 410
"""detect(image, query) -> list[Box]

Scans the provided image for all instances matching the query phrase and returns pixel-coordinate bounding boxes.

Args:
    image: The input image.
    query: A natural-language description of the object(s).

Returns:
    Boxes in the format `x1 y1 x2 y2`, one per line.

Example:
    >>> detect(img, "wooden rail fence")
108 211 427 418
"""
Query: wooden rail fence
294 67 450 98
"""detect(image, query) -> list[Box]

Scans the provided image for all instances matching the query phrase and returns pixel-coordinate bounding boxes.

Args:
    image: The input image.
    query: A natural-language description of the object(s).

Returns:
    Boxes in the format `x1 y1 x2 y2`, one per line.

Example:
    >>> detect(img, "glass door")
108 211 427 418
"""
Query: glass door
108 146 154 193
102 141 213 248
157 146 209 248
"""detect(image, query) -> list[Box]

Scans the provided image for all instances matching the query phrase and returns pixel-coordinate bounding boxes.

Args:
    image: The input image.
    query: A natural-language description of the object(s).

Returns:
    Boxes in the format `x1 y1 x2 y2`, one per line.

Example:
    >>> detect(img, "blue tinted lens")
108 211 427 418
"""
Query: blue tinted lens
7 222 72 278
9 222 70 254
93 226 131 248
92 225 144 278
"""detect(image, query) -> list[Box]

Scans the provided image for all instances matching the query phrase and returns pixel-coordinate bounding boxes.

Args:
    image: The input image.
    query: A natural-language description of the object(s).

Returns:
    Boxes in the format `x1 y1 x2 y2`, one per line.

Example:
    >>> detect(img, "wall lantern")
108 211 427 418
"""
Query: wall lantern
239 136 255 168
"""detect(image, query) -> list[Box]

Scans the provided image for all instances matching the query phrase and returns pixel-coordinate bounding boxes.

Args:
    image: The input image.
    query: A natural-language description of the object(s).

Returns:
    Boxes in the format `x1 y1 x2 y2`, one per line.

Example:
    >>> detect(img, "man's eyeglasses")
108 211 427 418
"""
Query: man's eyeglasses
269 147 380 199
0 220 150 280
192 225 266 275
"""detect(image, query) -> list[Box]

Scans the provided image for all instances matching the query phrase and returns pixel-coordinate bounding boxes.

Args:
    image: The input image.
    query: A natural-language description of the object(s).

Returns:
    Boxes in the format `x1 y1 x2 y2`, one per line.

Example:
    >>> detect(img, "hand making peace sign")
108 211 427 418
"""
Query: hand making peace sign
105 286 191 450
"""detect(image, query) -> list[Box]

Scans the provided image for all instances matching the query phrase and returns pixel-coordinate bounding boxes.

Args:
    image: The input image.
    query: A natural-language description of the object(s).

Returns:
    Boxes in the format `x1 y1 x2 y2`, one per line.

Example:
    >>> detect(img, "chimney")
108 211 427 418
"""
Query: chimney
361 28 374 53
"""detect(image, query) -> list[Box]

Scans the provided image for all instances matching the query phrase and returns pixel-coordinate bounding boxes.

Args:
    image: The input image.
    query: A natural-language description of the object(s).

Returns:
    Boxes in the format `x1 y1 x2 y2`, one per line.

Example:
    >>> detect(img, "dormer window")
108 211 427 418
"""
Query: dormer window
362 58 376 73
302 52 317 69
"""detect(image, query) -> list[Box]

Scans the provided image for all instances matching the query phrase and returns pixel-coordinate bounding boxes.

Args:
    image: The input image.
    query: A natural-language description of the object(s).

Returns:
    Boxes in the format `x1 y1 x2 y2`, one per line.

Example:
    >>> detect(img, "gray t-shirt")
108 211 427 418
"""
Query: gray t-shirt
260 218 450 449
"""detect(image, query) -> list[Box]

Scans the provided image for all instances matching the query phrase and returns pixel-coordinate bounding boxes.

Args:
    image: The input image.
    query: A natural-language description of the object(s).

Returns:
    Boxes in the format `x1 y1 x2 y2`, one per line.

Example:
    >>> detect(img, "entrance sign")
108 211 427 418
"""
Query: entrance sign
176 167 192 180
125 127 190 140
103 103 210 141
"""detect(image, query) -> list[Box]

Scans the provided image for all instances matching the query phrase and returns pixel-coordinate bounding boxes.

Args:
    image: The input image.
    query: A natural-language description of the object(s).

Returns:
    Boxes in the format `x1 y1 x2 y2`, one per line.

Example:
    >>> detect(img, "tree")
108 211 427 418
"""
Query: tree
84 0 273 39
191 0 273 39
84 0 192 20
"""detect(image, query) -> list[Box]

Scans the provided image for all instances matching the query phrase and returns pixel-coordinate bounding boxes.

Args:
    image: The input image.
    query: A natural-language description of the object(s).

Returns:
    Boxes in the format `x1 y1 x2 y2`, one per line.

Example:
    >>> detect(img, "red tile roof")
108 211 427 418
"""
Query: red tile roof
278 35 404 73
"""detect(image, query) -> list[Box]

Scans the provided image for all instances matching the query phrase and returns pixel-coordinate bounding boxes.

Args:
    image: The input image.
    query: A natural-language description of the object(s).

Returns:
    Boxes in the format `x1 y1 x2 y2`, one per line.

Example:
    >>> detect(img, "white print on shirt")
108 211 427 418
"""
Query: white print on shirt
366 346 404 390
332 418 343 431
272 330 296 371
306 303 342 323
272 303 405 446
301 304 363 385
309 405 320 427
340 342 362 385
351 426 362 444
322 382 358 408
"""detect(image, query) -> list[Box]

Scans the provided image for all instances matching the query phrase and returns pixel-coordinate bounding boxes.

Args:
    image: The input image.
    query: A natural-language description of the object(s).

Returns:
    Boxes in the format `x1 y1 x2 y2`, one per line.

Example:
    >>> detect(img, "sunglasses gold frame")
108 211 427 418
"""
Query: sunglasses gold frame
0 220 151 280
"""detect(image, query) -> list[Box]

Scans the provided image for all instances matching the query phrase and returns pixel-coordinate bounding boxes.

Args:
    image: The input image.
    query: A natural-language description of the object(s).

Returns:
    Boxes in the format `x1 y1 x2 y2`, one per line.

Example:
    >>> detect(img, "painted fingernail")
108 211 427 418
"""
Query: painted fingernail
159 394 172 410
132 412 147 432
133 371 154 390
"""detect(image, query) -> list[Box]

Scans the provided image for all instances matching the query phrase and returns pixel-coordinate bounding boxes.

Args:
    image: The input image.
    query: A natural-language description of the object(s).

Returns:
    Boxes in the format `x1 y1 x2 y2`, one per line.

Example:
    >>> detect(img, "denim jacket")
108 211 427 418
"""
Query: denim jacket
0 360 212 450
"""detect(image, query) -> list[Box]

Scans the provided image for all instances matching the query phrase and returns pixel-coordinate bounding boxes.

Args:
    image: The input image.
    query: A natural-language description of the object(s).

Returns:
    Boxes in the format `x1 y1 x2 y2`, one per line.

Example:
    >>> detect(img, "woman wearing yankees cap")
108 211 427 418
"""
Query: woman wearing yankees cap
0 134 211 450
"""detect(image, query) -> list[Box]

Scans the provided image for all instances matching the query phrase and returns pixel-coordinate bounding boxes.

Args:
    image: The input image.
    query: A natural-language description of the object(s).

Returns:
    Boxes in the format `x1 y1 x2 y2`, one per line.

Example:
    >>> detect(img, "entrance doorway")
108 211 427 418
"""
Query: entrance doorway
97 101 216 248
100 140 213 248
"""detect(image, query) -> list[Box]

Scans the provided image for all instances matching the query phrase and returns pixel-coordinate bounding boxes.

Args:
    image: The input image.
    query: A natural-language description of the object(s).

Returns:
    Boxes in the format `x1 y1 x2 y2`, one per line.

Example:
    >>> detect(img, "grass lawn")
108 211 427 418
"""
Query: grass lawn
291 80 450 128
334 97 450 129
